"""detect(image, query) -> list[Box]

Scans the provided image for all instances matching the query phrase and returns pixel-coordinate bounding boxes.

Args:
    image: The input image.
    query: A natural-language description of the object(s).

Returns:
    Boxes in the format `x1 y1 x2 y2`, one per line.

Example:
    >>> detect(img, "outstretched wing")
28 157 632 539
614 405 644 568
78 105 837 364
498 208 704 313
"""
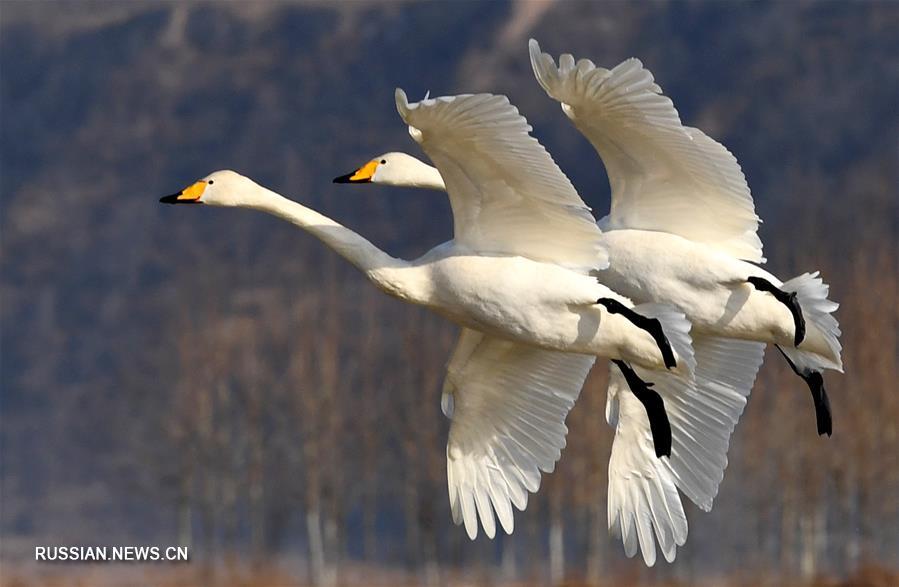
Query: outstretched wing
443 329 595 539
606 337 765 565
395 89 607 272
530 40 764 263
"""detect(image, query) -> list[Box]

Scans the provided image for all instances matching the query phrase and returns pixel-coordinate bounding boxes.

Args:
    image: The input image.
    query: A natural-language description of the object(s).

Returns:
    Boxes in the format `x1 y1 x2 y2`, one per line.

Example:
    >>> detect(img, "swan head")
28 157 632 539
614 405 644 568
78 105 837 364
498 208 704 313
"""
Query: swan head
160 170 257 207
332 152 445 190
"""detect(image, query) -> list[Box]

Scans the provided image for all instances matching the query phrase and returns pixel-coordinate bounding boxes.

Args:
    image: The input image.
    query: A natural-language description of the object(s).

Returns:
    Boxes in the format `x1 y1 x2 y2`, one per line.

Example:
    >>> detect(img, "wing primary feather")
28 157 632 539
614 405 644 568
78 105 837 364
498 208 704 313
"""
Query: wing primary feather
528 39 764 262
443 332 594 540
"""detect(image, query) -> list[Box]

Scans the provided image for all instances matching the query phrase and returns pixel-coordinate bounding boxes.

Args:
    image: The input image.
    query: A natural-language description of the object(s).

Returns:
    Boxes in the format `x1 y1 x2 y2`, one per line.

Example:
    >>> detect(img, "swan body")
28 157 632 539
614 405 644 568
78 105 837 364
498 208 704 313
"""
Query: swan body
596 230 839 364
335 41 842 564
161 90 698 545
416 250 679 366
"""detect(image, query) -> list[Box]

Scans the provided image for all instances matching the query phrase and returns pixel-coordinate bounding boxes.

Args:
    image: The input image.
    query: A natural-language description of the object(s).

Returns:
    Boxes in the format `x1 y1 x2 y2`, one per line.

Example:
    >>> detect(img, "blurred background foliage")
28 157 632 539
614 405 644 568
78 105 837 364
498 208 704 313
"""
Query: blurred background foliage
1 1 897 585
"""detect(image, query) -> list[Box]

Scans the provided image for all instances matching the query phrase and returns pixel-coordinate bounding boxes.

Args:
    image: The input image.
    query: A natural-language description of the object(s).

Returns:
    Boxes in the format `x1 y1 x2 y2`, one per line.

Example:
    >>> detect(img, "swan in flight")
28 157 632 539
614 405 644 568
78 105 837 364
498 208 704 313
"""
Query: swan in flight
160 90 698 547
331 40 842 566
527 39 842 439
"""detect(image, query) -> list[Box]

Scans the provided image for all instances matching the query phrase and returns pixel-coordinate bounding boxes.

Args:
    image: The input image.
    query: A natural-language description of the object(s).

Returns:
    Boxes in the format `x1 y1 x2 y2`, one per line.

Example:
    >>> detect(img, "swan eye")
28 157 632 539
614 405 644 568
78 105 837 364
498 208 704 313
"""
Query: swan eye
380 159 387 165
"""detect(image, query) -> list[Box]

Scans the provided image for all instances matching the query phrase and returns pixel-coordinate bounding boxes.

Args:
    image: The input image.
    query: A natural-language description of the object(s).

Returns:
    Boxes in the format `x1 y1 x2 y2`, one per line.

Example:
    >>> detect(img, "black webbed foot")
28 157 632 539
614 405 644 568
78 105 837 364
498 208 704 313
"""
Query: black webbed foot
776 345 832 436
747 276 806 346
598 298 677 370
613 360 672 458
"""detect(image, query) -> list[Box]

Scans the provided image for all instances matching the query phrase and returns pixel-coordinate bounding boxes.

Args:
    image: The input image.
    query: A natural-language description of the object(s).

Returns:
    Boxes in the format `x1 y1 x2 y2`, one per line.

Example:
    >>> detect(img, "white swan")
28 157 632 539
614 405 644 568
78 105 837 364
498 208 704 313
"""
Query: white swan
332 40 843 566
160 90 698 543
527 39 842 440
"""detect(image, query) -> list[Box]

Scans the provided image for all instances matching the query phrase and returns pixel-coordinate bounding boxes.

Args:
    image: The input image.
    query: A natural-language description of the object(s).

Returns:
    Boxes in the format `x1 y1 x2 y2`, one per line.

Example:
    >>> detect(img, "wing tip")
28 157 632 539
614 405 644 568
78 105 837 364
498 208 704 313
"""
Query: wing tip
528 38 556 95
527 38 545 73
527 38 541 61
394 87 409 118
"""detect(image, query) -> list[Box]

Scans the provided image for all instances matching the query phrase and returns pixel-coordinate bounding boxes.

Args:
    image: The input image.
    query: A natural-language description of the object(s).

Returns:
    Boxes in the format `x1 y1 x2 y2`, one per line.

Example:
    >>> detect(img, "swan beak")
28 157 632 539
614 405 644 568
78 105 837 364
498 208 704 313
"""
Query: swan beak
160 180 207 204
333 160 378 184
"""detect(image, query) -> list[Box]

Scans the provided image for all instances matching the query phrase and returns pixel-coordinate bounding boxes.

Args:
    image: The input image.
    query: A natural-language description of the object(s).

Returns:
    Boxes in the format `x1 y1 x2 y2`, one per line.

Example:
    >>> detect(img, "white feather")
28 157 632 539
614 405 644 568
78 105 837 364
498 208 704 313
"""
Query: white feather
445 329 594 539
779 272 843 372
395 88 609 272
529 39 764 263
607 336 765 564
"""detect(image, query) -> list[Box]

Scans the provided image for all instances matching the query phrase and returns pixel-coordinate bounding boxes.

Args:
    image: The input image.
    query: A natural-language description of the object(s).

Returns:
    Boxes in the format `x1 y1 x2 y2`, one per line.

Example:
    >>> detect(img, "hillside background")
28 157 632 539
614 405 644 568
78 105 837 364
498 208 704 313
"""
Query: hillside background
1 1 897 586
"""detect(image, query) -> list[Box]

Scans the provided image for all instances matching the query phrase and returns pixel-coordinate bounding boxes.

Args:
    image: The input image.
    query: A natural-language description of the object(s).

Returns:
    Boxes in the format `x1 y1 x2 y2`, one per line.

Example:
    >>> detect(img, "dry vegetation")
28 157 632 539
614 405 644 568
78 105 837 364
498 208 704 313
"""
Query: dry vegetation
3 563 898 587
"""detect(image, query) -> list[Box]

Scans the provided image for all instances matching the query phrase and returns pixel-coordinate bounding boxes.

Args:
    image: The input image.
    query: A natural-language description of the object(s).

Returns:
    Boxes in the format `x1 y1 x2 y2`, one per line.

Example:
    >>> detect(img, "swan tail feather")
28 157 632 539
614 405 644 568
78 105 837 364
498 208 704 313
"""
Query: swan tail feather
779 272 843 373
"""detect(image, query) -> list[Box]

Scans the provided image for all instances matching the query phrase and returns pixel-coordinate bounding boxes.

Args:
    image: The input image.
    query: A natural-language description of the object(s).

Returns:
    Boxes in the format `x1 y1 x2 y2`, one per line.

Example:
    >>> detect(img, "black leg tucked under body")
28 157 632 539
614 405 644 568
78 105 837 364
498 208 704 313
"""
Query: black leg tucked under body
747 276 806 346
613 360 672 458
597 298 677 370
776 345 832 436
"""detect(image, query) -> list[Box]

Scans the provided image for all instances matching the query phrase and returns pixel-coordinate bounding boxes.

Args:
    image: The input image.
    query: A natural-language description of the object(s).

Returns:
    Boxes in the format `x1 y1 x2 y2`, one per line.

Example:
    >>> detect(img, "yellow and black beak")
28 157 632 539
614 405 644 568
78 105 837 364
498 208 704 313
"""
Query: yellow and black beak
160 180 207 204
333 160 378 184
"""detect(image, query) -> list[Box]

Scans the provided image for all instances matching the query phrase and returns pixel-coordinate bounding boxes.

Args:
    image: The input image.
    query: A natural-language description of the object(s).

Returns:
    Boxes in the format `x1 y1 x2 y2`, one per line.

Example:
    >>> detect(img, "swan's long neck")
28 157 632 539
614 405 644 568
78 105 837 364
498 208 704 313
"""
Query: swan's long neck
236 184 429 301
406 164 445 190
390 157 446 190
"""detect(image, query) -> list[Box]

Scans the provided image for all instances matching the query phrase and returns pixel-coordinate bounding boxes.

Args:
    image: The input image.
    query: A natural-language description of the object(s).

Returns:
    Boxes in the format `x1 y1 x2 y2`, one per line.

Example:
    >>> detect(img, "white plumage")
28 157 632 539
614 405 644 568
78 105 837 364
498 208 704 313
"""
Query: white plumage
528 39 764 263
606 337 764 565
334 89 779 560
165 39 842 562
444 328 595 539
395 89 608 272
163 90 696 545
527 39 841 373
527 39 842 563
339 44 842 562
